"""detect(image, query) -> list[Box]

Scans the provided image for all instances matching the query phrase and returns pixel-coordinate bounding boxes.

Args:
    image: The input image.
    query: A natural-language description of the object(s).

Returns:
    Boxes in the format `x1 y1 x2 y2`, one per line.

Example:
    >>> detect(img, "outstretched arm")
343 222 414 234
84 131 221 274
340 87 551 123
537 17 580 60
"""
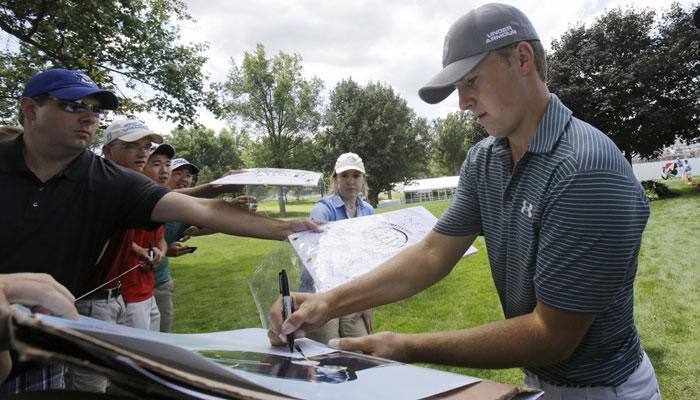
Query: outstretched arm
151 192 319 241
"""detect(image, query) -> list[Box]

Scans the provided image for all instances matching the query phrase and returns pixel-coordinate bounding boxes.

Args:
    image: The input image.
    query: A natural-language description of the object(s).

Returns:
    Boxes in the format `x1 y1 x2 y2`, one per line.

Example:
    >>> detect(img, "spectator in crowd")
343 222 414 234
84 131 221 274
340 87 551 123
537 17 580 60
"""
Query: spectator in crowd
301 152 374 344
1 68 318 395
119 143 173 331
66 119 164 392
682 159 693 184
269 4 659 399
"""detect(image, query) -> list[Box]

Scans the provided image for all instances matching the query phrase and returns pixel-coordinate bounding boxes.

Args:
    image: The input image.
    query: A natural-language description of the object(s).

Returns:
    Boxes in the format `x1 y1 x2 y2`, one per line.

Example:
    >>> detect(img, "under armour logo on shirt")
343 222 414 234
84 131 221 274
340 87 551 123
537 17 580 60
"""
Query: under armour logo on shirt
521 200 533 218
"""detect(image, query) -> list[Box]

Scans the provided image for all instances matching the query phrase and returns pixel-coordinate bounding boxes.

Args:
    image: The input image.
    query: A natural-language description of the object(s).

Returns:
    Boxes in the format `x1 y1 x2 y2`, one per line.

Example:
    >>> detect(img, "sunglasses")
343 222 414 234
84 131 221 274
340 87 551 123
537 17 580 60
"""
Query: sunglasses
38 95 107 119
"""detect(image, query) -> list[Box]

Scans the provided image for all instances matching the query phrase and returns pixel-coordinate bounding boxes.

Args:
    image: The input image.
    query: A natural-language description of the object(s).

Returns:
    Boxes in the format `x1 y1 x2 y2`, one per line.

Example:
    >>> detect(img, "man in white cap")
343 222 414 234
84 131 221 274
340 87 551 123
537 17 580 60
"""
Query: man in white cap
65 120 168 392
269 4 659 398
1 70 319 395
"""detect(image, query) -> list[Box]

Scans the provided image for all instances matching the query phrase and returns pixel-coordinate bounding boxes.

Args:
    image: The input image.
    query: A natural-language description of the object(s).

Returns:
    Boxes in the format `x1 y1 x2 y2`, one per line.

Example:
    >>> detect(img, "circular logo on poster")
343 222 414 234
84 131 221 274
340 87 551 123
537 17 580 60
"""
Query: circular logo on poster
367 225 408 249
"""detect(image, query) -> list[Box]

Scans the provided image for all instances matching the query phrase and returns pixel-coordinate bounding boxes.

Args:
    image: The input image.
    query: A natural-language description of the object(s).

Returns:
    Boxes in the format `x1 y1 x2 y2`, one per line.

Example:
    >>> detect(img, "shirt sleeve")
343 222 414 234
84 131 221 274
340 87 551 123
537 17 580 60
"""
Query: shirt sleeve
114 169 170 230
310 201 333 222
534 171 649 313
434 147 482 236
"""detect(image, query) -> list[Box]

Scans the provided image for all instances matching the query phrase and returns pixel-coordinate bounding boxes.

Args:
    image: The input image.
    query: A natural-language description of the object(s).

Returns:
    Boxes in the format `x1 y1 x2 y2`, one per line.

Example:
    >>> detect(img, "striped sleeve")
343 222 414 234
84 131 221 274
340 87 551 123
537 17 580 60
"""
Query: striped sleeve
534 170 649 313
434 148 482 236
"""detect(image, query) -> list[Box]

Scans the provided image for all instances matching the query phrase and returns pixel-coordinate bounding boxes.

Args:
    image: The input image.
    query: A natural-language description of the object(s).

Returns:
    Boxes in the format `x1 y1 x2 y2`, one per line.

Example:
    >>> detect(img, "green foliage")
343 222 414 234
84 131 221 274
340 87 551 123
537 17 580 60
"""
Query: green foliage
0 0 208 125
166 126 243 183
548 3 700 162
211 43 323 169
321 78 432 206
641 180 677 201
432 111 487 176
210 43 324 216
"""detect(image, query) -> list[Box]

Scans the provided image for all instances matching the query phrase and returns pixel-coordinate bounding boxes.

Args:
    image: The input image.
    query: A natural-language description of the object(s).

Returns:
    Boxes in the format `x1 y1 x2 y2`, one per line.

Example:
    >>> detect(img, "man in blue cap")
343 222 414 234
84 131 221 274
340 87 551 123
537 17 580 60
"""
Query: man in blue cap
269 4 659 399
0 69 319 394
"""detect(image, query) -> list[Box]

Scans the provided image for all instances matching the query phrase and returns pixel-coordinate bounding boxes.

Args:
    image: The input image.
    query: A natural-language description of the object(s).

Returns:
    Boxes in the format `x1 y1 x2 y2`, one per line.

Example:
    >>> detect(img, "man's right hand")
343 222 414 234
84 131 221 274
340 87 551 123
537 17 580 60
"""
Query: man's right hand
267 292 331 346
0 273 79 350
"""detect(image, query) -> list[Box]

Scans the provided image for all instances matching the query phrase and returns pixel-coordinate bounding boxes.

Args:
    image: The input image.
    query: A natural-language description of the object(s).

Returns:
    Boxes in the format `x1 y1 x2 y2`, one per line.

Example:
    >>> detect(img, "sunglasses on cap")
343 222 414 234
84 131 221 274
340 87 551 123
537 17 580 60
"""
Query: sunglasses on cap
35 95 107 119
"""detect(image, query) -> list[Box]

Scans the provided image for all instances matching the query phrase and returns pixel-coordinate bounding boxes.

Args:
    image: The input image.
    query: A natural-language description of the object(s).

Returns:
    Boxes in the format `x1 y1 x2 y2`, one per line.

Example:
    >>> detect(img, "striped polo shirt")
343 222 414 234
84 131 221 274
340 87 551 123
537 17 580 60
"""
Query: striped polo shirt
434 94 649 386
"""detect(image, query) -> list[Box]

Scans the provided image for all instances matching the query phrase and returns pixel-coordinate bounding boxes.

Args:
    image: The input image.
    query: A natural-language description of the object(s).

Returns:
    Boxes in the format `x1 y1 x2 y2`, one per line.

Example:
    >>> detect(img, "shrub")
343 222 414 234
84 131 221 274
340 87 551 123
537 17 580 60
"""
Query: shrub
641 180 676 201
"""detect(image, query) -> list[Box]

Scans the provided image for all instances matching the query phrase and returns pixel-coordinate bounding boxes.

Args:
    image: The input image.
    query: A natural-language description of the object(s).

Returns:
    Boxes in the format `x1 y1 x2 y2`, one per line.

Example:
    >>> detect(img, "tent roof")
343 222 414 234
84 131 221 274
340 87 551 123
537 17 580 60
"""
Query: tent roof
402 176 459 193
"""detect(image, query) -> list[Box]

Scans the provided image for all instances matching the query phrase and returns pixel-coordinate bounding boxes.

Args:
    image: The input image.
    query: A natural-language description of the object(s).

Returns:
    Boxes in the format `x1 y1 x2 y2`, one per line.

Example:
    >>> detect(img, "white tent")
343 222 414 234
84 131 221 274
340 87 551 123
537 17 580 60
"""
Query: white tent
402 176 459 204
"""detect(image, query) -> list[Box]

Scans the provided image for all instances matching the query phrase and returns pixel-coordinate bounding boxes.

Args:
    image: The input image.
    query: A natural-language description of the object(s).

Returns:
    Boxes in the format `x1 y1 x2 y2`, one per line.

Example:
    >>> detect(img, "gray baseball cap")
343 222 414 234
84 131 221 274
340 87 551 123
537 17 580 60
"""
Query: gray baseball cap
419 3 540 104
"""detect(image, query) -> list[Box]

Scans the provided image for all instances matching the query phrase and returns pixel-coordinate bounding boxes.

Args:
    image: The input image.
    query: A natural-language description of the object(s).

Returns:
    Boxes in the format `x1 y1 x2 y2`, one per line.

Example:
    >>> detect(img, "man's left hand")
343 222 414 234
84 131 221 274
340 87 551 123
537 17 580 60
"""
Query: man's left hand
287 219 323 236
328 331 409 362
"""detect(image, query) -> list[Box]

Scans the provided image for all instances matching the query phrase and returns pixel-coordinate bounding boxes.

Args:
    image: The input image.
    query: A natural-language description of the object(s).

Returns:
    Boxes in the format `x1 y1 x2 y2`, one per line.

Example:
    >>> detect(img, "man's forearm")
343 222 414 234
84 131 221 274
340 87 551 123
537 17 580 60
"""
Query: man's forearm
152 193 292 241
194 199 290 240
175 183 242 199
402 303 594 368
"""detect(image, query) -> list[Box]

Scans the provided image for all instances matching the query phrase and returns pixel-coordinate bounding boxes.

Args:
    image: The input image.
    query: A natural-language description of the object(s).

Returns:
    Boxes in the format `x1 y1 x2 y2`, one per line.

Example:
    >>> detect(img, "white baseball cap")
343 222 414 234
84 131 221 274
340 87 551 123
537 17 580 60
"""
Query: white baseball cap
102 119 164 145
334 152 366 175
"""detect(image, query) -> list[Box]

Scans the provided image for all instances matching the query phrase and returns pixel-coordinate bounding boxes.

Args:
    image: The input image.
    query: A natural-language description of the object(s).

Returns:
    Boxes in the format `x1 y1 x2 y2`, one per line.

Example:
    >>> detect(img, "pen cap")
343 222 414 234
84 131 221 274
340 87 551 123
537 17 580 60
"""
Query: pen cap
279 269 290 295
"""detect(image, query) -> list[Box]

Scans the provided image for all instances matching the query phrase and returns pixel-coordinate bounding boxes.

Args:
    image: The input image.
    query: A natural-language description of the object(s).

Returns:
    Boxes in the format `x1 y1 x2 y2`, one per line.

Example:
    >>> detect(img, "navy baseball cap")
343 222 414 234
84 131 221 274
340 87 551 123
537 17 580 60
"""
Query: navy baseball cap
149 143 175 159
22 69 119 110
419 3 540 104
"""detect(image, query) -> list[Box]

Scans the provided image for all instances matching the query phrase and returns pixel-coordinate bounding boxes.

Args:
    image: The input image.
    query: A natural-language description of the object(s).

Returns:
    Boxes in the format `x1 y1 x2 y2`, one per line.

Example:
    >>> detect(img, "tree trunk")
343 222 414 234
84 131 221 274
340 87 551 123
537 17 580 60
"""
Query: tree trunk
387 191 392 200
277 186 286 217
368 189 379 208
624 150 633 165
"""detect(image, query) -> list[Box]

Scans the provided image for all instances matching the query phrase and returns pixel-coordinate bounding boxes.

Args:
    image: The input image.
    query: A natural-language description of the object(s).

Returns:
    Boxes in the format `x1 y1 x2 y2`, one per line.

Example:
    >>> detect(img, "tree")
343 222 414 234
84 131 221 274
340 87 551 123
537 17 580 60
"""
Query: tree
321 79 431 206
210 43 323 216
167 127 243 184
0 0 208 125
432 111 487 175
548 3 700 163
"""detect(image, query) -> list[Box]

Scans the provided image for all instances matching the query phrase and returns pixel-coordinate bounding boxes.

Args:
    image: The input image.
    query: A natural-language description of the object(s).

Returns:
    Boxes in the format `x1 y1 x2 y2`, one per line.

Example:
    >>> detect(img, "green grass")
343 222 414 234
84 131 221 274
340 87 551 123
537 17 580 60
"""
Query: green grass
171 178 700 398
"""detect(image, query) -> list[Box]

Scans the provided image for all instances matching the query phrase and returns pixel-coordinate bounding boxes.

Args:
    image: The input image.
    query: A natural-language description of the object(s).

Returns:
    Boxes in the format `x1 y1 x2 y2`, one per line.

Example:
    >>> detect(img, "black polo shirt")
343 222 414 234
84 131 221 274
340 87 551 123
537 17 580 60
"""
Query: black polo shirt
0 136 169 294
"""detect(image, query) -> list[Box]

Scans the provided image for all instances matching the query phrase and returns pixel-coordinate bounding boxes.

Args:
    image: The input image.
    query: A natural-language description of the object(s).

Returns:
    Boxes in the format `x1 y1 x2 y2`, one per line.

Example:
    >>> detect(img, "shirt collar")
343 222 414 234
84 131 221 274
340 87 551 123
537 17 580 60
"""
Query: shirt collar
61 149 92 181
329 191 363 209
527 94 572 154
0 134 91 181
490 94 572 155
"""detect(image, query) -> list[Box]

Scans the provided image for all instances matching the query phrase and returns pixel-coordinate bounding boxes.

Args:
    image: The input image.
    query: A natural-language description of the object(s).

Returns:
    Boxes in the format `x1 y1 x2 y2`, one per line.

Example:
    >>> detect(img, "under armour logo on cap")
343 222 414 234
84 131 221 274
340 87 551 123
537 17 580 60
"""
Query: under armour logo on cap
419 3 540 104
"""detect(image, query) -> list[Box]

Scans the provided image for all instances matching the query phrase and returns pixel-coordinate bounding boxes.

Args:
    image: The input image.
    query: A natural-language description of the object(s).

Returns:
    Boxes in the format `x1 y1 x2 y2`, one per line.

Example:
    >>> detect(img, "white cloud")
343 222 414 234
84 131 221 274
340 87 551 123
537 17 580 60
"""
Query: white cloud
141 0 697 135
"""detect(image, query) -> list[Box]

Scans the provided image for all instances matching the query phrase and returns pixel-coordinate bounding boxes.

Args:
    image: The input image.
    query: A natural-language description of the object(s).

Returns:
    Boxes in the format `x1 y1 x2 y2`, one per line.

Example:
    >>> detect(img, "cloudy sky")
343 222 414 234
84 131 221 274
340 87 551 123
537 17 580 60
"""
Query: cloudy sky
138 0 696 134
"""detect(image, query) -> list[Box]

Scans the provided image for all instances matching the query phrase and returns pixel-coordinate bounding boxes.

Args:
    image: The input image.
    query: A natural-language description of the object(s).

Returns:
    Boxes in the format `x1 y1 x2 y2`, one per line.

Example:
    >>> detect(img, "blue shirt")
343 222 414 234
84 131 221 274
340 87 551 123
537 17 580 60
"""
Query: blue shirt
300 192 374 292
435 94 649 386
310 191 374 222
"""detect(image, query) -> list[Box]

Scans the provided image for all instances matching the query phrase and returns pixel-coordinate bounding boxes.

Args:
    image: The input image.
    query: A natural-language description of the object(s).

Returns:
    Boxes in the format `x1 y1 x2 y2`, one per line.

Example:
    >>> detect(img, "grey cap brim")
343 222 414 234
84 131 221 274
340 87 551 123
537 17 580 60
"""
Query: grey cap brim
115 132 164 144
418 52 488 104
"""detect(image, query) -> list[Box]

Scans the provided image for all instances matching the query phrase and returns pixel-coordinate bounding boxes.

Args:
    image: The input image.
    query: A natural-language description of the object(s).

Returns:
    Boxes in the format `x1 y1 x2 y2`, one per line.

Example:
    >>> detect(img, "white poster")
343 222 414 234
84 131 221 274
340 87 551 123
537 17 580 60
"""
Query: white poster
30 311 480 400
288 206 478 292
211 168 322 187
